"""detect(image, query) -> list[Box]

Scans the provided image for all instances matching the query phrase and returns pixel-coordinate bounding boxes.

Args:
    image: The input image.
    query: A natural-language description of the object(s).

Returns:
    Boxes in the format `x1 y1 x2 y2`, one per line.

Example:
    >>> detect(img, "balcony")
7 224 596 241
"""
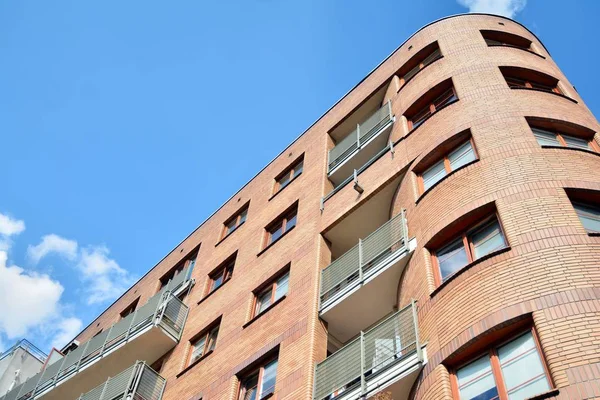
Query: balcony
1 279 189 400
320 212 416 343
328 101 394 188
314 303 425 400
77 361 165 400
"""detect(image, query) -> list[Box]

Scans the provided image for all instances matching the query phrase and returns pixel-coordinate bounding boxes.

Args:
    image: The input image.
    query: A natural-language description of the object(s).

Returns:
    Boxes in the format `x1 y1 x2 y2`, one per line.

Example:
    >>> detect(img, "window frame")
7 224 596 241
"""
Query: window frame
208 254 236 294
572 201 600 235
187 323 220 367
238 356 279 400
253 270 290 319
432 214 508 286
408 86 458 131
159 251 197 291
119 297 140 319
450 327 553 400
481 30 534 53
532 126 599 152
264 204 298 249
220 203 250 241
398 42 443 88
418 138 478 194
505 76 562 94
272 155 304 196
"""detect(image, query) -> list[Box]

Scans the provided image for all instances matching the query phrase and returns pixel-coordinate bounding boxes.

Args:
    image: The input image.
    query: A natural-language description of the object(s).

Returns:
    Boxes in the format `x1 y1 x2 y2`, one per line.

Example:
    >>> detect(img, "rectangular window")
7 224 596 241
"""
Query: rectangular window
420 139 477 192
274 156 304 194
254 271 289 317
265 204 298 248
408 86 457 130
120 298 140 319
222 204 249 240
188 324 219 366
159 252 197 290
239 358 278 400
573 202 600 234
454 331 551 400
434 216 507 283
531 127 597 152
209 255 235 294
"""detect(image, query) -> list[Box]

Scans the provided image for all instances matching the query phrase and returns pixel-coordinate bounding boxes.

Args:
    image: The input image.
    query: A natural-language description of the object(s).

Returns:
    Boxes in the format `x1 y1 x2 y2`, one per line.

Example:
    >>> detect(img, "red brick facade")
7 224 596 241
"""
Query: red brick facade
70 14 600 400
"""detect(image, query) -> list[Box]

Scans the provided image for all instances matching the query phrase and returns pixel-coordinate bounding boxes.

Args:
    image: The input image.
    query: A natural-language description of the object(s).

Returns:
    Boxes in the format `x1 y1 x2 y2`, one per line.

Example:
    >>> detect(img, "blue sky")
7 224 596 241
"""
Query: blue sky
1 0 599 353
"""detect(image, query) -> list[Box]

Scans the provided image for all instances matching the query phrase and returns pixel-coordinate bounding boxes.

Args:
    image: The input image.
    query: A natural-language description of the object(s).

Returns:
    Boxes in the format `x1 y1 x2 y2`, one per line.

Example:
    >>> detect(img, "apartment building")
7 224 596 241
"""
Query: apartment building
3 12 600 400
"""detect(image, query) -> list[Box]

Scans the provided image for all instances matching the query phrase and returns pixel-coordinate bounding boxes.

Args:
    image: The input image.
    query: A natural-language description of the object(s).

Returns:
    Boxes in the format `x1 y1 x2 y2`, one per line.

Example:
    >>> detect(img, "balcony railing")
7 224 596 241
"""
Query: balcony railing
76 361 165 400
328 101 393 173
1 286 189 400
320 211 408 308
313 302 422 400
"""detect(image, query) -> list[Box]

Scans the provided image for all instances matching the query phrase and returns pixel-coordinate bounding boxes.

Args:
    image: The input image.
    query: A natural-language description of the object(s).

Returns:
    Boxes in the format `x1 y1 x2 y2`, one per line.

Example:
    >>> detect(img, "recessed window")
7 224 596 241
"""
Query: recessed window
264 203 298 248
572 202 600 234
188 323 219 366
159 251 197 290
238 358 278 400
221 203 249 240
405 79 458 131
432 215 507 284
208 254 236 294
397 41 442 87
454 331 551 400
254 271 289 317
419 139 477 193
481 30 533 52
120 297 140 319
531 127 598 152
500 67 562 95
274 155 304 195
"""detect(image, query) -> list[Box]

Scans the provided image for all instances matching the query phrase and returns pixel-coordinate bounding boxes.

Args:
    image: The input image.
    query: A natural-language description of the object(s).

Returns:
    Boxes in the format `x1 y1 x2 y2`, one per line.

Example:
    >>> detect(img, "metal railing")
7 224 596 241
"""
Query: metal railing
328 101 393 173
314 302 422 400
320 211 408 308
76 361 165 400
0 272 190 400
0 339 47 364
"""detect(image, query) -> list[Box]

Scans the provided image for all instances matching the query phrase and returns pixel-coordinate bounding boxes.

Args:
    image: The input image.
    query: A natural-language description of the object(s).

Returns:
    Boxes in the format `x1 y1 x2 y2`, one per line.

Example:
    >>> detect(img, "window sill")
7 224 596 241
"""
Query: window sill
257 225 296 257
540 145 599 157
176 350 214 378
243 295 287 329
215 221 245 247
430 247 512 298
397 55 444 93
510 86 578 104
488 44 546 59
197 278 231 305
408 98 459 136
416 158 479 204
268 172 302 202
525 389 559 400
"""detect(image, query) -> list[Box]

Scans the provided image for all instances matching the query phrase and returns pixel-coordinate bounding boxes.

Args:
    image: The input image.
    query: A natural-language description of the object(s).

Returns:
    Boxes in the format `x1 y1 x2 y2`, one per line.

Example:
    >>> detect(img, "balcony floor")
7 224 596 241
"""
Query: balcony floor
320 238 417 343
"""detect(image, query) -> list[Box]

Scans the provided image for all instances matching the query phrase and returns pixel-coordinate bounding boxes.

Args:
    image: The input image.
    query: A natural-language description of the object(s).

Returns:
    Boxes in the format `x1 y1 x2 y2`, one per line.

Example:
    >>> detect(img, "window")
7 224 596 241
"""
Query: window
419 139 477 193
222 203 249 240
159 252 197 290
120 298 140 319
406 81 457 130
531 127 598 152
239 358 278 400
209 254 236 294
481 30 533 52
254 271 289 317
265 204 298 248
454 331 551 400
188 324 219 366
398 42 442 87
274 156 304 194
433 216 507 284
500 67 561 95
572 202 600 234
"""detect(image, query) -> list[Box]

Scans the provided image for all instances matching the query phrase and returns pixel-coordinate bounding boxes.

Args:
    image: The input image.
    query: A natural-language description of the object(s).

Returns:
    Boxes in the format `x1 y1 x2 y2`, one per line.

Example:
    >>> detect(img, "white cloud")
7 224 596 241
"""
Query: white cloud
0 212 25 251
78 246 134 305
50 317 83 350
457 0 527 18
27 234 78 264
0 251 64 338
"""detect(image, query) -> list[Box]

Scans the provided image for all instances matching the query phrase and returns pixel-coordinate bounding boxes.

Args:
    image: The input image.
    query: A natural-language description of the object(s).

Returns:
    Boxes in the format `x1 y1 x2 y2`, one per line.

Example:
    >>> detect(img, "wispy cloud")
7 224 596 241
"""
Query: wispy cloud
457 0 527 18
50 317 83 350
27 234 78 264
0 212 25 251
78 245 135 305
